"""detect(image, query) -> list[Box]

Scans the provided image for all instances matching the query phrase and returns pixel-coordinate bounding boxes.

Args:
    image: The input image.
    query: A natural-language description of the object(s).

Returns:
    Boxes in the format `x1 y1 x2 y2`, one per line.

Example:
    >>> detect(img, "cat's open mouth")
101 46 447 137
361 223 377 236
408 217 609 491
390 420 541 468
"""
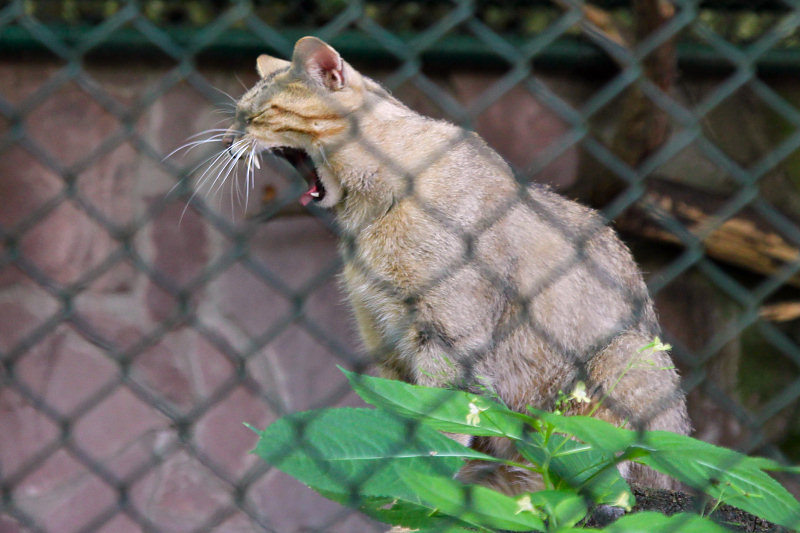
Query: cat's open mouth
271 147 325 206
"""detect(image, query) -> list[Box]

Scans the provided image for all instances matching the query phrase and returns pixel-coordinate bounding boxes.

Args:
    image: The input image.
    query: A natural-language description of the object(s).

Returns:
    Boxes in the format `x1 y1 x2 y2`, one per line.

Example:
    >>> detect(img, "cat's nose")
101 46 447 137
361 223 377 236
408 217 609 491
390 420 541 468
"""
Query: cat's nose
222 130 237 156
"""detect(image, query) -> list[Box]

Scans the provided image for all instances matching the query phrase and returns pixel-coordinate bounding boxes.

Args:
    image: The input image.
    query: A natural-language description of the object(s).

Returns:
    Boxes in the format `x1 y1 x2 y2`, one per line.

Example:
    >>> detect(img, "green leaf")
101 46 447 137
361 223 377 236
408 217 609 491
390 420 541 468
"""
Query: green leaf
529 410 800 530
306 375 800 530
399 472 548 532
516 435 633 510
528 409 636 453
358 497 490 532
251 407 493 503
343 368 530 439
525 490 587 529
600 511 732 532
345 370 633 508
741 455 800 475
406 526 482 533
633 431 800 531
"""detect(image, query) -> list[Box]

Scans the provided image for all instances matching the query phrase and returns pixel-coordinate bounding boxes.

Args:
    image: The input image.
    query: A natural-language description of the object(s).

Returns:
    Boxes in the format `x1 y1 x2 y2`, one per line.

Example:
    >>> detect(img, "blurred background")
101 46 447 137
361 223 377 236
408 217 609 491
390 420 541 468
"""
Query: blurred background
1 0 800 531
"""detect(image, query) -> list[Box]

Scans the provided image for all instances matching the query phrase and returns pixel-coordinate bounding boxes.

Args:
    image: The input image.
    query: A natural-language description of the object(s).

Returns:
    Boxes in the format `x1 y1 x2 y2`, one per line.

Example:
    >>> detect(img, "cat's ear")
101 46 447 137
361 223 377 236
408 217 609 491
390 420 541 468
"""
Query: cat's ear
292 36 346 91
256 54 289 79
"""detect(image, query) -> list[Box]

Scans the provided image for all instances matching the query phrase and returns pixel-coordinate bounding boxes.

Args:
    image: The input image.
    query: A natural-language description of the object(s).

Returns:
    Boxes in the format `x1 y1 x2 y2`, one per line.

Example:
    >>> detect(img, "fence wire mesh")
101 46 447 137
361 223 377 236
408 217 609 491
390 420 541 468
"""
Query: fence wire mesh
2 0 800 531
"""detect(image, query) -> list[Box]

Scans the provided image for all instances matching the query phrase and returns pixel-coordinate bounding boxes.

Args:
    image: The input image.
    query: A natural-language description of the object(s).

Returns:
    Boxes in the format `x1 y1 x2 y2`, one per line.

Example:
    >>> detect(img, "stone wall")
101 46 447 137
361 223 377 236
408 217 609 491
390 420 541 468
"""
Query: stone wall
1 54 798 532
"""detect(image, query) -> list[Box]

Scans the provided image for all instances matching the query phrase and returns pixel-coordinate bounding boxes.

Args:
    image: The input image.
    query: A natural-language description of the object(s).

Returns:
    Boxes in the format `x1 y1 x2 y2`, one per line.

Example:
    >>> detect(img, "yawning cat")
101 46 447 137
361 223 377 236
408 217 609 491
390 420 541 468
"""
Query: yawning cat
222 36 690 493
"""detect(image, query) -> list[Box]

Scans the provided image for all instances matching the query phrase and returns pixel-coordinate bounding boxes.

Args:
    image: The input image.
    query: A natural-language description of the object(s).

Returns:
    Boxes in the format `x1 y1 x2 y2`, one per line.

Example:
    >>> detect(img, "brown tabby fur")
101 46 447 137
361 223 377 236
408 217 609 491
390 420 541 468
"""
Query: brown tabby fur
225 36 690 495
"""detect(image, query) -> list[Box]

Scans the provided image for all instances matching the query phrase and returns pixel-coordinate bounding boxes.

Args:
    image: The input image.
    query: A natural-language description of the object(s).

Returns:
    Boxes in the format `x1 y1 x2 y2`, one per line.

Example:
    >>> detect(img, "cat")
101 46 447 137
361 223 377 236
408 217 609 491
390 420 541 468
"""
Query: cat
222 36 690 493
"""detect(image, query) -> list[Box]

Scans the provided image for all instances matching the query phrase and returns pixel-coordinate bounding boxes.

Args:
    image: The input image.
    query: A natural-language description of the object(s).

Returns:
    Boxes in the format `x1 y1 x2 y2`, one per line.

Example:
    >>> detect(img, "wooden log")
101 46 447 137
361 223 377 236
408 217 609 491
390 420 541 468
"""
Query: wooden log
616 179 800 288
760 301 800 322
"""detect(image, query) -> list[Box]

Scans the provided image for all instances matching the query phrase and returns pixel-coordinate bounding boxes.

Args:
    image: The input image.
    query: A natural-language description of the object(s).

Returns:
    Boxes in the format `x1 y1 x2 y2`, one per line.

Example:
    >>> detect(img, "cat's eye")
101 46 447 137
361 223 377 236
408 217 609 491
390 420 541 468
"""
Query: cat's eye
247 108 269 123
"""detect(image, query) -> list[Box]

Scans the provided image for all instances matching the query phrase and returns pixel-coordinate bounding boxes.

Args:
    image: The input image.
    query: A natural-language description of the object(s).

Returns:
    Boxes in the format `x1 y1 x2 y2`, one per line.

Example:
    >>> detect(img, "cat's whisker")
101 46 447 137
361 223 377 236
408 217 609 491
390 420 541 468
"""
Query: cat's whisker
184 133 229 144
245 142 258 210
233 156 243 205
236 143 253 207
318 144 330 168
163 135 230 161
163 128 242 161
177 148 229 224
234 74 249 92
170 90 246 222
211 145 246 198
165 142 234 199
230 164 238 216
250 142 258 185
212 105 236 117
174 120 261 219
184 136 232 154
203 148 239 191
186 128 241 140
212 86 239 104
232 139 257 210
188 146 234 177
207 139 248 197
212 117 234 128
193 146 238 196
190 155 235 216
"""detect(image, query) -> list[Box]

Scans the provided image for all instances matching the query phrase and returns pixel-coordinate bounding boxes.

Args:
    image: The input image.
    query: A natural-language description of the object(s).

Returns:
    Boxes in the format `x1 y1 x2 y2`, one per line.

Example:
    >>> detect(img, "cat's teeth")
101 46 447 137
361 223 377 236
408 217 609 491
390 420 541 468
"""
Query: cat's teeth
310 191 320 197
254 157 261 170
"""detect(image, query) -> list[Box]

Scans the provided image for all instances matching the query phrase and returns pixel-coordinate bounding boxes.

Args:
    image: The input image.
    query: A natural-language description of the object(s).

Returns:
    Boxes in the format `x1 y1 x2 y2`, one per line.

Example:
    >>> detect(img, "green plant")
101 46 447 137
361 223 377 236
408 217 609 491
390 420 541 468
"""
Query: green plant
249 368 800 532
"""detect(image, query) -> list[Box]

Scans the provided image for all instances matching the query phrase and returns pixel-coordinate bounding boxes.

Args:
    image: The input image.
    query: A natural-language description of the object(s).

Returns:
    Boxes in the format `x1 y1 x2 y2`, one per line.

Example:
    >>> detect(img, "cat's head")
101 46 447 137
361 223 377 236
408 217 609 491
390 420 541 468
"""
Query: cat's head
225 36 367 208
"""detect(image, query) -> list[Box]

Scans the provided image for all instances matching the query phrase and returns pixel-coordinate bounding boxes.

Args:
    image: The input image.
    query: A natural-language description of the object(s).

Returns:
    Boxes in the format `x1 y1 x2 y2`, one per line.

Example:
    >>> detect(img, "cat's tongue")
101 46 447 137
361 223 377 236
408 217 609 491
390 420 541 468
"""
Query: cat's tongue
300 184 320 206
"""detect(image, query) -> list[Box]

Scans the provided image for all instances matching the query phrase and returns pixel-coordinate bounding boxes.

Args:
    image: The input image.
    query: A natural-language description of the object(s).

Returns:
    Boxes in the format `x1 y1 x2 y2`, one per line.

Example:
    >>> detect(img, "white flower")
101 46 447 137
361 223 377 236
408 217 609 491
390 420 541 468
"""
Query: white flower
570 381 591 404
638 336 672 354
515 494 535 515
612 491 633 511
466 399 487 426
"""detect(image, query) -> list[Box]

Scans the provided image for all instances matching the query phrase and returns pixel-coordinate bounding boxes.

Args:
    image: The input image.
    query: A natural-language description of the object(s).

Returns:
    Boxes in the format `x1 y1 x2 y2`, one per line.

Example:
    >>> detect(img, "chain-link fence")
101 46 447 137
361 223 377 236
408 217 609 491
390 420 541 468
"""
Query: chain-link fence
2 0 800 531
